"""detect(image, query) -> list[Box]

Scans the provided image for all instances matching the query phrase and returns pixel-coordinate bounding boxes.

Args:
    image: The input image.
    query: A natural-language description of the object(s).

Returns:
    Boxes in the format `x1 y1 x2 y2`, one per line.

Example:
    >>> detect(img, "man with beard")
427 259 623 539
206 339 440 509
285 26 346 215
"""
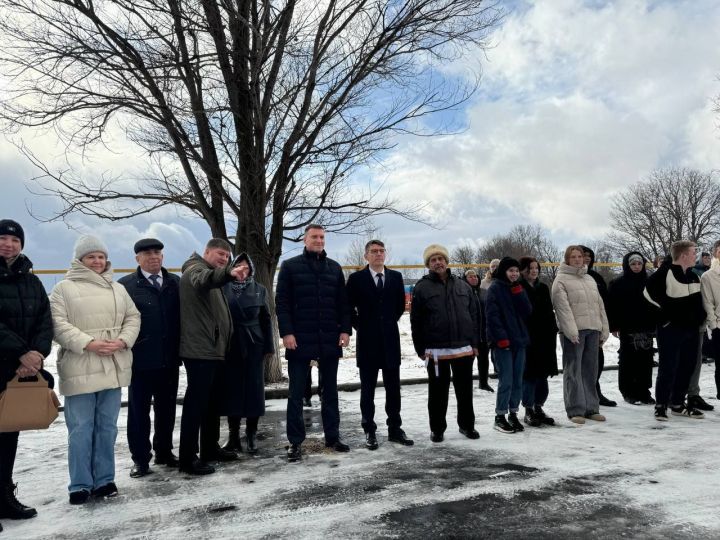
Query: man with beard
411 244 479 442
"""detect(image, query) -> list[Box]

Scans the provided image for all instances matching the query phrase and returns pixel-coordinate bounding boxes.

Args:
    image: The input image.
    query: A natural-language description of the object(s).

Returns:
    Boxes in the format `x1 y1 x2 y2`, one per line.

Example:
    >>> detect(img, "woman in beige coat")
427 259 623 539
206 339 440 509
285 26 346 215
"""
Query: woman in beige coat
50 236 140 505
700 239 720 399
551 245 609 424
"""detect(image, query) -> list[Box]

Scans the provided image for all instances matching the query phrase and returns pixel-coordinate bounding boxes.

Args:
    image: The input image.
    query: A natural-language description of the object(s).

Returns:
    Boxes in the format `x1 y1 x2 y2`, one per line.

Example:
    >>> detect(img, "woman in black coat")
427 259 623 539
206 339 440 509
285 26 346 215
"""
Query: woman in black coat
0 220 54 527
221 254 274 454
607 251 656 405
519 257 558 427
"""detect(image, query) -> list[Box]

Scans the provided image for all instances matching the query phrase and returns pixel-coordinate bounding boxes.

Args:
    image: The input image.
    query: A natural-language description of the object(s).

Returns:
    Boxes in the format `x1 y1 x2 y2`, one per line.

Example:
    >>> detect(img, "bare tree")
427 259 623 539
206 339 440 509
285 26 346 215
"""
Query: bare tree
0 0 503 381
608 168 720 261
451 244 477 266
477 224 561 278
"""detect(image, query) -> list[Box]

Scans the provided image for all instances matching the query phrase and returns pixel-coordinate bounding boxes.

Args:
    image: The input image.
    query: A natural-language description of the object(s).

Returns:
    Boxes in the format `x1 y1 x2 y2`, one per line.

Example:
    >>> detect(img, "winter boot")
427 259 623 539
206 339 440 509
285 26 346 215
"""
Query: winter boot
534 405 555 426
222 416 242 452
0 483 37 520
508 412 524 432
246 430 258 455
523 407 541 427
494 414 515 434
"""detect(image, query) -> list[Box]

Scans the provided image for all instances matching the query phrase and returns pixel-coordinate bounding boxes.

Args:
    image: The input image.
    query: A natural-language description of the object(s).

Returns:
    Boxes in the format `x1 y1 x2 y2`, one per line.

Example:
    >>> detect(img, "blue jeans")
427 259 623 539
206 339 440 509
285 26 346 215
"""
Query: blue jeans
64 388 121 493
522 377 549 408
493 348 526 415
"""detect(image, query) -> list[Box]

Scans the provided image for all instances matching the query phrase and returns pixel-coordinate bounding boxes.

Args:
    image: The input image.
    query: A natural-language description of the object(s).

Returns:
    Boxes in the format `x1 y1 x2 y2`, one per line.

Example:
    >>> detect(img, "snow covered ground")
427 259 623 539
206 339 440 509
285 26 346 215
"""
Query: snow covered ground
7 319 720 539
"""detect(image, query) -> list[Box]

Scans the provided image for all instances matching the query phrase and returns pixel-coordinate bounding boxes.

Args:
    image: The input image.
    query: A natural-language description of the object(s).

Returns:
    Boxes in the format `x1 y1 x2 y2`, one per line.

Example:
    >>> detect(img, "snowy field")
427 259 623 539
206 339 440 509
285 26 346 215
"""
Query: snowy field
7 366 720 539
6 312 720 539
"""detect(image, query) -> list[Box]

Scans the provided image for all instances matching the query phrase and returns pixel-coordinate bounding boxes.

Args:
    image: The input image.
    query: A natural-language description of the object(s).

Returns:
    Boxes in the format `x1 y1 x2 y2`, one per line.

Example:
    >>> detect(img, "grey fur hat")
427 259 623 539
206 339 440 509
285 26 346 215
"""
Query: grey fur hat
74 235 109 260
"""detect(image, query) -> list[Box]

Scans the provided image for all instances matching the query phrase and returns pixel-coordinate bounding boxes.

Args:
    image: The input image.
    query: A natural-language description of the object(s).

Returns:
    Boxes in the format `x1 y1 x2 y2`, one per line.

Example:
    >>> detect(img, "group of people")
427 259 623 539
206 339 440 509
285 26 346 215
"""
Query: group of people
0 217 718 531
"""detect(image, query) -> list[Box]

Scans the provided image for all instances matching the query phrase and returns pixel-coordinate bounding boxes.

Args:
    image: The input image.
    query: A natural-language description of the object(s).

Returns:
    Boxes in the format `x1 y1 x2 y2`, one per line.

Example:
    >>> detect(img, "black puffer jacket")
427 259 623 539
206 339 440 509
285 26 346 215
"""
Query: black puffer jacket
608 252 656 334
275 248 352 361
410 270 478 357
118 267 181 370
0 255 54 389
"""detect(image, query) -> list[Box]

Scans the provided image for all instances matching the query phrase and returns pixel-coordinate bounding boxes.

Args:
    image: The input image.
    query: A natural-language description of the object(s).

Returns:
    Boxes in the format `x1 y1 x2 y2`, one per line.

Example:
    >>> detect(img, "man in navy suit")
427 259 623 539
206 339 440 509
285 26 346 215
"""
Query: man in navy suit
346 240 414 450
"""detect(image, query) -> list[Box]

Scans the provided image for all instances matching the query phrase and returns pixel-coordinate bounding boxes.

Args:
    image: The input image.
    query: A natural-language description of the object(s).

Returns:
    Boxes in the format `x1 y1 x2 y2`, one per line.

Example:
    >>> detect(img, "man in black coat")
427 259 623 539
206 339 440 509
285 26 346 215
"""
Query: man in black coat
346 239 414 450
276 224 352 462
580 246 617 407
410 244 480 442
119 239 182 478
0 219 54 524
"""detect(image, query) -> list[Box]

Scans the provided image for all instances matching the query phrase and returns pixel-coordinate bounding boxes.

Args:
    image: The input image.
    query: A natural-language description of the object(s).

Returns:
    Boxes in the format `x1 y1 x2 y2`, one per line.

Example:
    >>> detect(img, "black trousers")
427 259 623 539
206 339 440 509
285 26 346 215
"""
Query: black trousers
0 432 18 484
304 366 323 401
618 334 654 401
127 365 179 465
179 359 221 465
476 343 490 387
426 355 475 434
287 357 339 445
655 325 699 407
227 416 258 433
595 347 606 396
359 365 402 434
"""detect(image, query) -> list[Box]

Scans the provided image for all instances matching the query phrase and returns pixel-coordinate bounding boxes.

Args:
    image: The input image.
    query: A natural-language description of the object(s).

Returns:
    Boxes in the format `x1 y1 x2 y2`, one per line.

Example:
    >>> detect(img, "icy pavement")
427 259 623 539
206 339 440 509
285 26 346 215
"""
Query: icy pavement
7 364 720 539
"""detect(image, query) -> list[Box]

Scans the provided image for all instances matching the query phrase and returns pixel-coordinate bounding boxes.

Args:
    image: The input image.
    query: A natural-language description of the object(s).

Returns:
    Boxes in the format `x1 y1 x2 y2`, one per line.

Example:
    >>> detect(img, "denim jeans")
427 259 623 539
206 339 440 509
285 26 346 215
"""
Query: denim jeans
493 347 526 415
64 388 121 493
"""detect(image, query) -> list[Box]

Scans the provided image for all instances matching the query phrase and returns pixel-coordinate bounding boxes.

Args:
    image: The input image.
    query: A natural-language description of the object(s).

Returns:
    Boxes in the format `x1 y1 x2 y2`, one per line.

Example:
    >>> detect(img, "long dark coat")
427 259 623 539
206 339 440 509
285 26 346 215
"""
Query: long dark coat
118 267 181 370
607 252 656 334
520 278 559 379
0 254 54 392
275 248 352 362
222 276 274 418
346 266 406 369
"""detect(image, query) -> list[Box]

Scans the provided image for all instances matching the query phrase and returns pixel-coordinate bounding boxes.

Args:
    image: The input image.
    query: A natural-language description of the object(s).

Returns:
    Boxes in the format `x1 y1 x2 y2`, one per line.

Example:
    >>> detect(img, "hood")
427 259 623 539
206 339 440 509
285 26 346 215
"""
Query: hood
579 245 595 271
0 253 33 279
621 251 648 279
494 256 521 284
233 252 255 278
558 262 587 276
64 259 114 286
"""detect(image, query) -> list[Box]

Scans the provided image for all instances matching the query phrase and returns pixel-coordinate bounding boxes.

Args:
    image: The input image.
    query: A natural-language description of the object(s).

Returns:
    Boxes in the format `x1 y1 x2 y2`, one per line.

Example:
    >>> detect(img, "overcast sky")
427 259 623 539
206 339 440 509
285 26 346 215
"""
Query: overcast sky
2 0 720 274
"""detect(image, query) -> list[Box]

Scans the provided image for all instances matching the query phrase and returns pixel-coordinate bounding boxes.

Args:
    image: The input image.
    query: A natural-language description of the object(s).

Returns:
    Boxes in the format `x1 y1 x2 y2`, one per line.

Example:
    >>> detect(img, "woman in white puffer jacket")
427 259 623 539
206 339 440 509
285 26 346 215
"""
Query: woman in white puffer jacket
50 235 140 505
551 245 609 425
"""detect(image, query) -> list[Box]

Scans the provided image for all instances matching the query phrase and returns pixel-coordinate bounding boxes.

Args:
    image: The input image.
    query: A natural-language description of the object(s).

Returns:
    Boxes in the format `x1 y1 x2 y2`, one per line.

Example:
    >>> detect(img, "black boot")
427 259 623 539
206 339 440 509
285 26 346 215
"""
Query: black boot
0 483 37 520
246 431 258 455
222 417 242 452
508 412 524 432
534 405 555 426
523 407 541 427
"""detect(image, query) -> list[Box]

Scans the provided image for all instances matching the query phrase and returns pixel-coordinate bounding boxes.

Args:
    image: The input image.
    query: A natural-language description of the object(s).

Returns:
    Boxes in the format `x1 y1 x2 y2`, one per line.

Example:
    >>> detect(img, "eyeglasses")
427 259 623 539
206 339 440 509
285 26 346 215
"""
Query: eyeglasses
368 249 386 255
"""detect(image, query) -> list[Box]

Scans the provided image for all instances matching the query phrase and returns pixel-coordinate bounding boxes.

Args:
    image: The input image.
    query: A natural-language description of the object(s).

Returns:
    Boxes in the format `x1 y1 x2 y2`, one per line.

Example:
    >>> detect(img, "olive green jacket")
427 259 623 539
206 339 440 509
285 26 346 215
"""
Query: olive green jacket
179 253 234 360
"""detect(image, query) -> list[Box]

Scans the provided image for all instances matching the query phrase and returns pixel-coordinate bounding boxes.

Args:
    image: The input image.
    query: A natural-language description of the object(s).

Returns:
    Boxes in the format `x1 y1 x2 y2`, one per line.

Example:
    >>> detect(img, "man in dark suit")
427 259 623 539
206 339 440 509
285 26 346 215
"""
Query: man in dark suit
119 238 182 478
346 240 414 450
276 224 352 462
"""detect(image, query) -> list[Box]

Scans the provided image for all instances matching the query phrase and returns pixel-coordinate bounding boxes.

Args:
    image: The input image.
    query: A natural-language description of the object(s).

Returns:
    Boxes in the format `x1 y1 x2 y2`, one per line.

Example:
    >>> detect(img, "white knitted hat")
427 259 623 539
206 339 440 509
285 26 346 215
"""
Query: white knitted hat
74 235 109 260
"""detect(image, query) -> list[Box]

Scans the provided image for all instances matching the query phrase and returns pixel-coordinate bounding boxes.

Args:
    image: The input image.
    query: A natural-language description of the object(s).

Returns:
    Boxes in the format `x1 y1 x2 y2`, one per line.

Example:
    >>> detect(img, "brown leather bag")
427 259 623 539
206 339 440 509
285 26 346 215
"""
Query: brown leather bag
0 375 60 432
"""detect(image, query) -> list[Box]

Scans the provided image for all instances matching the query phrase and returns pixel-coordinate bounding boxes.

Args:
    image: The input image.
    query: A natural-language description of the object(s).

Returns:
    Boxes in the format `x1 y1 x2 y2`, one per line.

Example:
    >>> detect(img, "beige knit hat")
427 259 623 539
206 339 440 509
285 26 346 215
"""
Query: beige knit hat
423 244 449 266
